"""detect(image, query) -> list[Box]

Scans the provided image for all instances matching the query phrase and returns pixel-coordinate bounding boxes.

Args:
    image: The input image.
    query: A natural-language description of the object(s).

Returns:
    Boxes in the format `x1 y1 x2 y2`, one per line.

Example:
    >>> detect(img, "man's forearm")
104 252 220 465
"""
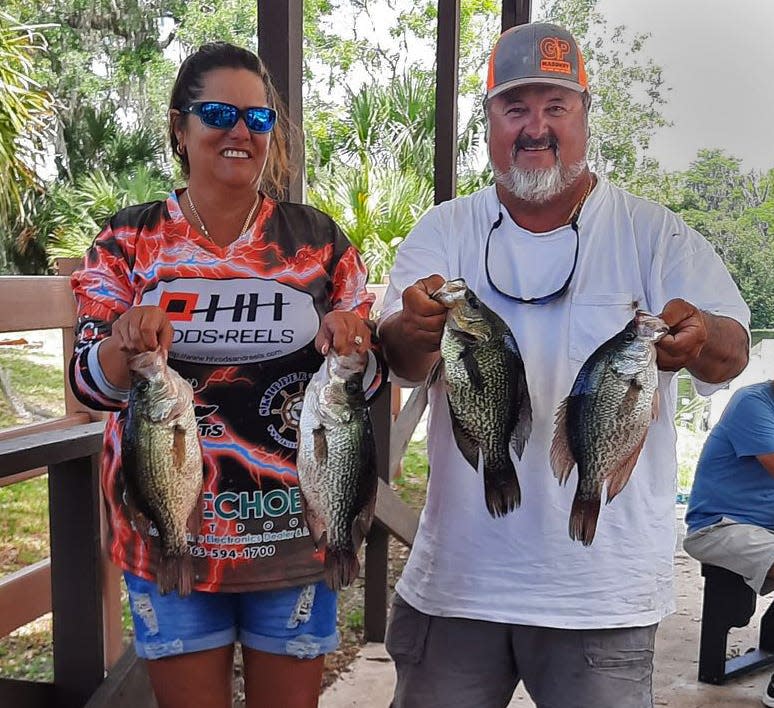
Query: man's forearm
380 312 440 384
688 313 749 383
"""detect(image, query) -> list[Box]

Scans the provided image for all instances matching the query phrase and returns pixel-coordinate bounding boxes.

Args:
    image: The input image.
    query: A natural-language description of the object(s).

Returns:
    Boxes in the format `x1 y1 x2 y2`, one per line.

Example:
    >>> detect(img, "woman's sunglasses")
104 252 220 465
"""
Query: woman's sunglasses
181 101 277 134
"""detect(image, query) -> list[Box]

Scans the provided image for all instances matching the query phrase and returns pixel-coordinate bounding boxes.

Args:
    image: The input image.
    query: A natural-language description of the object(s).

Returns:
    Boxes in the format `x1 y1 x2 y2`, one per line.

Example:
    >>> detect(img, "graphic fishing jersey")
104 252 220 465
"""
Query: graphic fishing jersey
70 192 377 591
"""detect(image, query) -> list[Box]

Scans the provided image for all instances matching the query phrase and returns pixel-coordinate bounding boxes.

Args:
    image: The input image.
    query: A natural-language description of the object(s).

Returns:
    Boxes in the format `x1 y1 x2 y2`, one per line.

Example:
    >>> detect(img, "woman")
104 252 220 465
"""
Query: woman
70 42 375 708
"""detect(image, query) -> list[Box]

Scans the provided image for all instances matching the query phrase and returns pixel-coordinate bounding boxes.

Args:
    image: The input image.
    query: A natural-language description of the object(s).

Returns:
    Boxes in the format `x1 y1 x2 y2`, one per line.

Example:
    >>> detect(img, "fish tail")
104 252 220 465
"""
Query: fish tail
483 458 521 518
156 551 194 596
324 547 360 591
569 495 601 547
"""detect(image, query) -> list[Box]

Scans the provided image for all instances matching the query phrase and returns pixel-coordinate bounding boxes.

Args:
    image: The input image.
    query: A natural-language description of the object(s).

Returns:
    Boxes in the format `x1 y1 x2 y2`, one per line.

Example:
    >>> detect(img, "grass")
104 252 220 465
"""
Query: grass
0 342 66 681
0 347 66 428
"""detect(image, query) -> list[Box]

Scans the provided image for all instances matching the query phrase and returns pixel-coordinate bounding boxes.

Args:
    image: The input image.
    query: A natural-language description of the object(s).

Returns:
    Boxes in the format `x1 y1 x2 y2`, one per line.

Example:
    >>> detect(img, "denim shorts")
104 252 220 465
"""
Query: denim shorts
123 571 338 661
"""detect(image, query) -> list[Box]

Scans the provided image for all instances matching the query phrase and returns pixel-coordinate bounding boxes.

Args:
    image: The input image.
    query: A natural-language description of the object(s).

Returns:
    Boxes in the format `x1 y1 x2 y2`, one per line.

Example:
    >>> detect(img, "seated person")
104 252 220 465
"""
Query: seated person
684 380 774 707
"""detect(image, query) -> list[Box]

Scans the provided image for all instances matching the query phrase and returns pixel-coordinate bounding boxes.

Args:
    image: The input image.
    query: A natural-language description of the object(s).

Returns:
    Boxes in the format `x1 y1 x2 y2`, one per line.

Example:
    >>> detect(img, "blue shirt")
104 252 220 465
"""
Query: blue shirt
686 382 774 533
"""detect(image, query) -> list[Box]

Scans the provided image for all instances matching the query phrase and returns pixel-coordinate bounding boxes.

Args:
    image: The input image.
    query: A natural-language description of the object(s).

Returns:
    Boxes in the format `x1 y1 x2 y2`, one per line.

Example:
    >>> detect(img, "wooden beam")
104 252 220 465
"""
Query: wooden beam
0 678 55 708
0 422 104 479
374 479 419 548
83 647 154 708
364 384 391 642
258 0 304 203
0 560 51 637
49 454 105 708
0 277 76 333
0 413 91 443
434 0 461 205
501 0 532 31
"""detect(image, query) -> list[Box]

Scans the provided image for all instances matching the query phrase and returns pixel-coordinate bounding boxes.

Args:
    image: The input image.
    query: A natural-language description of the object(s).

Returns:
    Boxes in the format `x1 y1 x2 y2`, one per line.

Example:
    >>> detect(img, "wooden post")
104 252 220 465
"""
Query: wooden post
364 383 392 642
501 0 532 31
49 453 105 708
434 0 461 205
258 0 304 203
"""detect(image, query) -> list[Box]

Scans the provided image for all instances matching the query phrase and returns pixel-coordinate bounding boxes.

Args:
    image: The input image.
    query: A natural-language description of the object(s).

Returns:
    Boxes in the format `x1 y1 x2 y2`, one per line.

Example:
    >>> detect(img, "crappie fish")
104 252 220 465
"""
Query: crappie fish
550 311 669 546
122 349 203 595
431 279 532 518
297 350 377 591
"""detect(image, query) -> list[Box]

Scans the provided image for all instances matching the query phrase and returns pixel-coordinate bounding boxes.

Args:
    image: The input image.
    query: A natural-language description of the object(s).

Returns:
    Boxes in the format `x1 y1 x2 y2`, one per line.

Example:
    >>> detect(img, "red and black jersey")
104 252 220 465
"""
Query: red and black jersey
70 191 375 592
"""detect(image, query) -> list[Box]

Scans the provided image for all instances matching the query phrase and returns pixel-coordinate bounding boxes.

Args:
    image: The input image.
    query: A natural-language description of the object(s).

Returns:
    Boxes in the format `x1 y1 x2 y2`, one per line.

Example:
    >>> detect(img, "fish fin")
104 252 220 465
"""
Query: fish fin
298 492 327 549
324 548 360 591
510 369 533 459
156 552 194 596
651 388 660 421
460 346 485 392
389 382 429 479
604 431 647 504
172 424 187 470
186 487 204 538
426 356 445 387
621 379 643 412
449 404 480 472
550 398 576 485
312 426 328 465
569 491 602 547
482 453 521 517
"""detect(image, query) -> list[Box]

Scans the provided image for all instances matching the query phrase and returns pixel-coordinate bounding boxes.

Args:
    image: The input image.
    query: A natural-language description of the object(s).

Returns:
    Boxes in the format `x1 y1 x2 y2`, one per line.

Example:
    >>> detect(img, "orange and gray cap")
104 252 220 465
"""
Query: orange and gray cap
486 22 588 99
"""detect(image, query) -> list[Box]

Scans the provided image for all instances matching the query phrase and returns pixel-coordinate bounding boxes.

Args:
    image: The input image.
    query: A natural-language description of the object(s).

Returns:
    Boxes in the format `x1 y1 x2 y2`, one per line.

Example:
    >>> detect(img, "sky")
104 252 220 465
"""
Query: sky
594 0 774 172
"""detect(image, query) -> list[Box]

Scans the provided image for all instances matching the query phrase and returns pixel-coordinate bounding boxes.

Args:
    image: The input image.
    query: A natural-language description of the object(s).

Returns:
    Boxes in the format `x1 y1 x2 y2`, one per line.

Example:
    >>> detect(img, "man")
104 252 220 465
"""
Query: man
378 22 751 708
684 381 774 708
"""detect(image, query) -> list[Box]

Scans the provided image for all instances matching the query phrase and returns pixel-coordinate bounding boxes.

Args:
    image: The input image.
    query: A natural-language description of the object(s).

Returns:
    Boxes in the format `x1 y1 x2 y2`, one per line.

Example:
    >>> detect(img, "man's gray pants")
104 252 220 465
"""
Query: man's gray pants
386 594 656 708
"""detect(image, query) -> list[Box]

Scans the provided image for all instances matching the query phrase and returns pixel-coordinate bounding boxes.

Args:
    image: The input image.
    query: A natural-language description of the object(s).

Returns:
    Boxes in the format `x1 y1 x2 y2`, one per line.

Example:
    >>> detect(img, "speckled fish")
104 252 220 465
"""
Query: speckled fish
431 279 532 518
122 350 203 595
550 311 669 546
297 350 377 591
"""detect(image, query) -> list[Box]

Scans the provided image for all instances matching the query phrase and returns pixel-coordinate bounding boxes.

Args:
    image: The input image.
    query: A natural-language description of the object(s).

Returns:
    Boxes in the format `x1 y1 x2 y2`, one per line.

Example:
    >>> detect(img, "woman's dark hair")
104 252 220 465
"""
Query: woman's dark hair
168 42 297 199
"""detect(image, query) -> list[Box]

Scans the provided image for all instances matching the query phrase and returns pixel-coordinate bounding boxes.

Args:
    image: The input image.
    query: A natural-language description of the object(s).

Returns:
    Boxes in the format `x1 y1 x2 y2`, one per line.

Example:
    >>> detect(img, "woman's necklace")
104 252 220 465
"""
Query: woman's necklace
186 189 260 245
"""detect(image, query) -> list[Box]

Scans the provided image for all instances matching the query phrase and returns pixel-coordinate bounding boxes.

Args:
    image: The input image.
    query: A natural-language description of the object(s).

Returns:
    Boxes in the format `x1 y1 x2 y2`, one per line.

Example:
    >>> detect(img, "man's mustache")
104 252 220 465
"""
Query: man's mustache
512 134 558 155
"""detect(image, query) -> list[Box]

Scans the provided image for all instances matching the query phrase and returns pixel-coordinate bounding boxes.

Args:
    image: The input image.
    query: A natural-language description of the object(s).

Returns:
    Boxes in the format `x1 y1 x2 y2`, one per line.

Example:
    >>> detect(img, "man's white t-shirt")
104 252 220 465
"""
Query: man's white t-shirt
380 177 750 629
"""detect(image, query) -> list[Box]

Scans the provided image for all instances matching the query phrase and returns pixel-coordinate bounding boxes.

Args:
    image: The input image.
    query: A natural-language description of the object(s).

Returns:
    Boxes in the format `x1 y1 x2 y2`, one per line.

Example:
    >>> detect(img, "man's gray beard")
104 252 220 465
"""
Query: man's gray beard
492 157 587 204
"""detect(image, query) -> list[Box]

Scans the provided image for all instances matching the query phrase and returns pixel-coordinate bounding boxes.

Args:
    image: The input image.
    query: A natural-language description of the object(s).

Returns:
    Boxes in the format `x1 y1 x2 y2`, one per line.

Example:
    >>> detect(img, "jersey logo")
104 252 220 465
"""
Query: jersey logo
141 277 320 364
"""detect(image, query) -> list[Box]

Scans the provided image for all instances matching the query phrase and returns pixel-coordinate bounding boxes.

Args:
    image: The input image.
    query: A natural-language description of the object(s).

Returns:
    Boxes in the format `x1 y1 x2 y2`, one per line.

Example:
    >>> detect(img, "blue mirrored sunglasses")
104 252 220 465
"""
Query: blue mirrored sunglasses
181 101 277 134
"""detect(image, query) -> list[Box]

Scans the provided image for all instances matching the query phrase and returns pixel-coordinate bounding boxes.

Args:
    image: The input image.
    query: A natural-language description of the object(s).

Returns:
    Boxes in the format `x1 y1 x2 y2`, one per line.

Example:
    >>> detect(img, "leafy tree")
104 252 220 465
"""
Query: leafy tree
539 0 670 188
0 11 54 271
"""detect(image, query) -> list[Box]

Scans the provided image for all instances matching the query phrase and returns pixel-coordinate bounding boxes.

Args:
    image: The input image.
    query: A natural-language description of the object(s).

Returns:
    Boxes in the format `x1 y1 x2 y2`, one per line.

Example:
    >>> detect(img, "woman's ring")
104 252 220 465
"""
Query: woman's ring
354 335 363 346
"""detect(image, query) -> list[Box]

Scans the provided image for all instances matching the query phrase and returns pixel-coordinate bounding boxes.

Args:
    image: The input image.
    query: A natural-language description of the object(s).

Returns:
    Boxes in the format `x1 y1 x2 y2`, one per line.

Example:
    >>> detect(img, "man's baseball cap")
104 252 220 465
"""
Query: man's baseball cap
486 22 588 99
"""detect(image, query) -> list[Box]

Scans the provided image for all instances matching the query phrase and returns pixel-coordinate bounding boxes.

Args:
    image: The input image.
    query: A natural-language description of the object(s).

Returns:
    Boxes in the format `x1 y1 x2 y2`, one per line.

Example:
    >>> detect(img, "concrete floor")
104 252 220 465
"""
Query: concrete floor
321 510 773 707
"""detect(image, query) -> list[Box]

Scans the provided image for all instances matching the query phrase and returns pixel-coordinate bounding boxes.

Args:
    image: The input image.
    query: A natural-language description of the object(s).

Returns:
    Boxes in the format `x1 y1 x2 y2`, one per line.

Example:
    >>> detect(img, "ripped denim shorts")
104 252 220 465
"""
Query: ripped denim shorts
123 571 338 661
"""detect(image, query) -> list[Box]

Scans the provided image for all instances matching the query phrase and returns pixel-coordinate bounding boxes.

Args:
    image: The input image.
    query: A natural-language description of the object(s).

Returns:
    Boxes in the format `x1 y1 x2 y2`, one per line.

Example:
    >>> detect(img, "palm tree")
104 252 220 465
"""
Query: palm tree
0 12 53 241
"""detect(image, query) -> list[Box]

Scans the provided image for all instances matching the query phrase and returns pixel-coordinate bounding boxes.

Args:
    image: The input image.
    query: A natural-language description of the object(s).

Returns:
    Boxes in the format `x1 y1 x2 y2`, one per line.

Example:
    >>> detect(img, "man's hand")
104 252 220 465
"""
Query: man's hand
655 299 708 372
655 298 748 383
399 275 448 353
380 274 448 382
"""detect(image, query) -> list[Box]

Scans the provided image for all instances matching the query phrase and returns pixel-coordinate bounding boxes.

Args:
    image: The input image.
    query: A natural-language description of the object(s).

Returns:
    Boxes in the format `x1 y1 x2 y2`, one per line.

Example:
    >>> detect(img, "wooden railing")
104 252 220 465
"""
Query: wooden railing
0 275 419 707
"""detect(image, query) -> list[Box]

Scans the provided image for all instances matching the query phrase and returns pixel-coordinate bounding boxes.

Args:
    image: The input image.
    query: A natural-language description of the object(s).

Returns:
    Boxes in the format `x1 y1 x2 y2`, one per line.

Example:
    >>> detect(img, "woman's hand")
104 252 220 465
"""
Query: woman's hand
111 306 174 355
315 311 372 357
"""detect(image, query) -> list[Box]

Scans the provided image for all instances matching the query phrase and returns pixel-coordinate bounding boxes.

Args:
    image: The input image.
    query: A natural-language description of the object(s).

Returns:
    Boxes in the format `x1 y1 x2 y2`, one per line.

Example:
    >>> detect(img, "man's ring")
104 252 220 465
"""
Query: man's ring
354 335 363 346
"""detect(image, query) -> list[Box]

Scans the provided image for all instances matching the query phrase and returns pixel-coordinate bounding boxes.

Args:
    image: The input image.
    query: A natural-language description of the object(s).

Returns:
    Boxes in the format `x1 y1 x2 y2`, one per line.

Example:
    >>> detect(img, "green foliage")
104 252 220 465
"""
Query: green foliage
539 0 670 188
0 12 55 270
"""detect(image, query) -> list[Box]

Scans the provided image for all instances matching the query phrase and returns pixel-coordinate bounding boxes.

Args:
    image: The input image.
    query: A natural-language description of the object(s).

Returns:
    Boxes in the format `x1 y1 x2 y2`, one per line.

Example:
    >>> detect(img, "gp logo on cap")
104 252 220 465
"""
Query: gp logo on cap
540 37 572 75
486 22 589 99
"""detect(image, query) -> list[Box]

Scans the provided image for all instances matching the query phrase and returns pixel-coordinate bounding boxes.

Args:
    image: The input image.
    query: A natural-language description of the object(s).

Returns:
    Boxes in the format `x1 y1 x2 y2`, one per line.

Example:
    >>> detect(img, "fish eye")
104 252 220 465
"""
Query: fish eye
624 332 636 342
345 380 361 395
465 291 480 308
137 380 150 392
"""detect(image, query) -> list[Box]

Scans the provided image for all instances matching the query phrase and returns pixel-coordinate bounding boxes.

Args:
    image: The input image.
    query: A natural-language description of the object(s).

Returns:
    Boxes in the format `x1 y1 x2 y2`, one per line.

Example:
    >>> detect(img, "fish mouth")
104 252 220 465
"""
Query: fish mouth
128 349 166 379
430 278 467 307
634 311 669 341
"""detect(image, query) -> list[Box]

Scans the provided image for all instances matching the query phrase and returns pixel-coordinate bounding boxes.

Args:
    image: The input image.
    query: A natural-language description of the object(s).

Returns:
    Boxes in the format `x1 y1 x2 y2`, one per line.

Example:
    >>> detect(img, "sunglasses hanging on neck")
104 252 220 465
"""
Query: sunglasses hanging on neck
484 212 580 305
